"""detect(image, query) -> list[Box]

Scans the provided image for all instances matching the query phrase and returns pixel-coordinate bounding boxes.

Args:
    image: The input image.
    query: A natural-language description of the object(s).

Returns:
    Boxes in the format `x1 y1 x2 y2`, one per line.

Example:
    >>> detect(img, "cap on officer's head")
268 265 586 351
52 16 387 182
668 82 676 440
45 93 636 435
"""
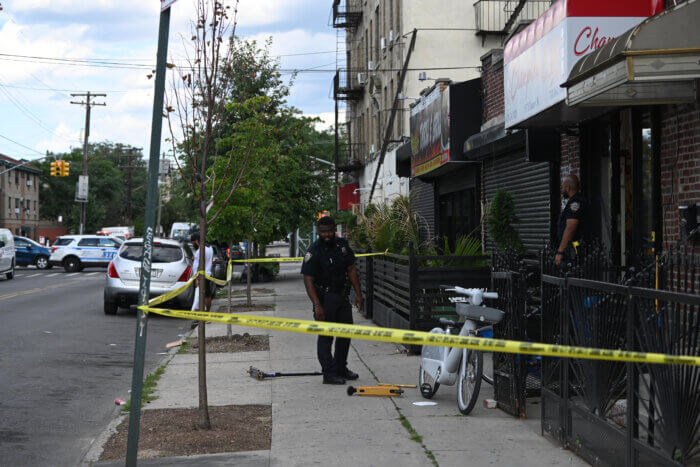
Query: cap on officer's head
317 216 335 228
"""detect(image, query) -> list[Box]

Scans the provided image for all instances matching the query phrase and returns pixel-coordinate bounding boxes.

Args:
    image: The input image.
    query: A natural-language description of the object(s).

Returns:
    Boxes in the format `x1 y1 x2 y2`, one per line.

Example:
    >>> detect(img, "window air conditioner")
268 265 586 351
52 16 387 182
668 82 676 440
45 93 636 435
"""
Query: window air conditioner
367 60 374 71
370 144 376 154
380 37 386 50
26 179 32 187
357 73 365 85
14 208 20 214
389 30 394 42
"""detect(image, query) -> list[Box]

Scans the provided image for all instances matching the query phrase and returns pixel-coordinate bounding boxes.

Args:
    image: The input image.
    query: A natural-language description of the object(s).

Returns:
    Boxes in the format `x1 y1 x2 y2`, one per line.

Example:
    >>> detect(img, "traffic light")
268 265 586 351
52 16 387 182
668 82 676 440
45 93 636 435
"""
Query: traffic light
59 160 70 177
50 161 59 177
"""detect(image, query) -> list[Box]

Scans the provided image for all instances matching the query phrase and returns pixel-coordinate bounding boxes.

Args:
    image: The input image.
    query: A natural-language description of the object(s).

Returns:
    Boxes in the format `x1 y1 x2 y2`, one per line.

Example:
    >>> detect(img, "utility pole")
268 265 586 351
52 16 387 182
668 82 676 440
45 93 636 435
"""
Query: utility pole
126 2 173 464
70 92 106 234
156 153 166 236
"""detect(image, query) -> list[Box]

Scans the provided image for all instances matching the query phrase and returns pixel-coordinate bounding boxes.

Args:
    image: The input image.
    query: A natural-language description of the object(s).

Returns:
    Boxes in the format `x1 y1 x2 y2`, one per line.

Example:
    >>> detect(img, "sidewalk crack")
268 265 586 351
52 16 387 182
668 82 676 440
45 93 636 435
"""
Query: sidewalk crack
351 343 439 466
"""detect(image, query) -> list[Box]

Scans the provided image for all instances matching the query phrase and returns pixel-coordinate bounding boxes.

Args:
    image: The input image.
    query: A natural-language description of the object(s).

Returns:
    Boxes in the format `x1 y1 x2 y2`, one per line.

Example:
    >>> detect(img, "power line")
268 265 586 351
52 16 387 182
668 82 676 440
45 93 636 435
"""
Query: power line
0 75 83 145
0 53 480 73
0 83 135 93
0 132 46 156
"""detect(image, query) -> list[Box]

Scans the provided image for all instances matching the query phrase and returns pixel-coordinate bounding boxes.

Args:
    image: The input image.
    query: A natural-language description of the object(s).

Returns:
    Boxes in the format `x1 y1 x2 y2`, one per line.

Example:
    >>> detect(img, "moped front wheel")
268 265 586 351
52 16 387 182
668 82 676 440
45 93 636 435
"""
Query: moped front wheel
457 349 482 415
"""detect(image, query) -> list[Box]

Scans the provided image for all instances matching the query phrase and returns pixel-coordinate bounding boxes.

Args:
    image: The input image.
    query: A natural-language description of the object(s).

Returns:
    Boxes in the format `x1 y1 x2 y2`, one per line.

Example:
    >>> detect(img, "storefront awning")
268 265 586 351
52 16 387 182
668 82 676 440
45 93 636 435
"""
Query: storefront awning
463 124 524 160
563 0 700 107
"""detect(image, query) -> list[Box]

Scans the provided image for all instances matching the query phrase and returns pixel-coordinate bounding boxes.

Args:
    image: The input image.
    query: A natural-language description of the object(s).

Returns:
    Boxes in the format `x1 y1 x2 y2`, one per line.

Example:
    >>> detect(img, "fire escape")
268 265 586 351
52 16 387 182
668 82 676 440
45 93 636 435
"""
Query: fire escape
474 0 551 40
332 1 364 175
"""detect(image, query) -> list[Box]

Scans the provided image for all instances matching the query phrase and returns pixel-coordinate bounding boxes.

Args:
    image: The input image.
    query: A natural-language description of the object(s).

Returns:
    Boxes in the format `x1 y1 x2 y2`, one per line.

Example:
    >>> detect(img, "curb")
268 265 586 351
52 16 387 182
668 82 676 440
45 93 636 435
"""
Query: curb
79 327 193 465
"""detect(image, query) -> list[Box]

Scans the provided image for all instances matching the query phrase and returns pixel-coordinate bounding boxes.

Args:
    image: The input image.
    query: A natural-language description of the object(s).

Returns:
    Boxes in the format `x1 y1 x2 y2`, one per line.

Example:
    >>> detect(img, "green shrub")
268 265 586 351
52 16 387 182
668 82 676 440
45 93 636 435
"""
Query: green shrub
485 190 524 255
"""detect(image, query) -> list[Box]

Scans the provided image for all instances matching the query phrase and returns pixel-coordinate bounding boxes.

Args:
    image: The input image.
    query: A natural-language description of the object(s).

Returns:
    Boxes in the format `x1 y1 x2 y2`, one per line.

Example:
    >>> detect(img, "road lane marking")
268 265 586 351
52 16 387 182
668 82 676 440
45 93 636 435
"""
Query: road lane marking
0 278 93 301
65 273 79 277
27 273 41 278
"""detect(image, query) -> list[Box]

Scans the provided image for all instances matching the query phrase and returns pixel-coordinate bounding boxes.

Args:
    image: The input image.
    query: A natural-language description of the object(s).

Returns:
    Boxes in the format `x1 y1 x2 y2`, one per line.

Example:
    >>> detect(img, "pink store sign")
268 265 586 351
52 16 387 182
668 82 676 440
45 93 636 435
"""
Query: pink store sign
503 0 663 128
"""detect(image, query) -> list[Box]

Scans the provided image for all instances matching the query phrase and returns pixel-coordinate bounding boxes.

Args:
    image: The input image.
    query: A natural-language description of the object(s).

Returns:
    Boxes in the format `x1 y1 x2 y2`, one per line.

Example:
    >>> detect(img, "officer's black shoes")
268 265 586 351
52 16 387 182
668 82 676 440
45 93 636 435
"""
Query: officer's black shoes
339 368 359 380
322 374 346 385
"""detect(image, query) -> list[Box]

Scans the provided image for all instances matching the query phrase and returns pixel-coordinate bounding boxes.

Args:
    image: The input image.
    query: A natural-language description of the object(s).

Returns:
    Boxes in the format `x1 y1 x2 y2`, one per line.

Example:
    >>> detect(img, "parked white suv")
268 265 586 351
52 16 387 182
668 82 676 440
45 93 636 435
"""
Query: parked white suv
49 235 123 272
103 238 194 314
0 228 15 280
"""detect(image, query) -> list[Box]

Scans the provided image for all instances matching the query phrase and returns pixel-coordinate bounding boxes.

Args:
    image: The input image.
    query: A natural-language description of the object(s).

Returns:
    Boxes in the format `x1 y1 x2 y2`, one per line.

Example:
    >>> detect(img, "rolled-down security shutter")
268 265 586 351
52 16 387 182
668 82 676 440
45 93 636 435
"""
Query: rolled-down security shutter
410 177 436 244
483 150 551 255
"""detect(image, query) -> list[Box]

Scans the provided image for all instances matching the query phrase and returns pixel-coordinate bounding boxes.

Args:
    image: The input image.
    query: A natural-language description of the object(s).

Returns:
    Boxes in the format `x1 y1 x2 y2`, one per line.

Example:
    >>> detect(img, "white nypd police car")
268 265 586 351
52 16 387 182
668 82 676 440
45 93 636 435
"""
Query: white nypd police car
49 235 123 272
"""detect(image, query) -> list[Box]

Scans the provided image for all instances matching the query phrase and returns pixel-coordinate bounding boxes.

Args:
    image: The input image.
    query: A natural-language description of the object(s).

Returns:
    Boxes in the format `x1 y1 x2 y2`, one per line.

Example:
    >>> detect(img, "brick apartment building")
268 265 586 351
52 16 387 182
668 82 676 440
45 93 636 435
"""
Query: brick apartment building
0 154 41 240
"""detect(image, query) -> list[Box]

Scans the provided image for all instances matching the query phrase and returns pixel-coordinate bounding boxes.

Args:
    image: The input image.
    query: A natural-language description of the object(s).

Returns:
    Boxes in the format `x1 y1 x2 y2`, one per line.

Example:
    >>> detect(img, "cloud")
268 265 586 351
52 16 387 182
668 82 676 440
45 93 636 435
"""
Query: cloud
35 122 82 153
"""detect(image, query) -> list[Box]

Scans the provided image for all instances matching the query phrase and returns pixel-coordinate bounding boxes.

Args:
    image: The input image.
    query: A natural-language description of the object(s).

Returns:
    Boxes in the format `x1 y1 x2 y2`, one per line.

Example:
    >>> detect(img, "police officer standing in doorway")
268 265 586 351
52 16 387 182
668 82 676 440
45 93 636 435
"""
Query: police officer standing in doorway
556 173 586 266
301 216 363 385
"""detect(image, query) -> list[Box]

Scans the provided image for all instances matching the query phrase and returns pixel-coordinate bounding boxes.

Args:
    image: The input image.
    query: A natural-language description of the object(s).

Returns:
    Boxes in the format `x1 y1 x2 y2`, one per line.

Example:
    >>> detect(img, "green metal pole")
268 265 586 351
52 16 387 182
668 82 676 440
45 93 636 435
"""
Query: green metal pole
125 6 170 465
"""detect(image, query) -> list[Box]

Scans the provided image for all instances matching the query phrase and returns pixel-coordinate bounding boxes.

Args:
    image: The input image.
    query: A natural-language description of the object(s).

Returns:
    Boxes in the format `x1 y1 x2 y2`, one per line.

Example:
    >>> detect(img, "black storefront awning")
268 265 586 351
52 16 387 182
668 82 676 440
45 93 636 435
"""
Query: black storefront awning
563 0 700 107
463 123 525 161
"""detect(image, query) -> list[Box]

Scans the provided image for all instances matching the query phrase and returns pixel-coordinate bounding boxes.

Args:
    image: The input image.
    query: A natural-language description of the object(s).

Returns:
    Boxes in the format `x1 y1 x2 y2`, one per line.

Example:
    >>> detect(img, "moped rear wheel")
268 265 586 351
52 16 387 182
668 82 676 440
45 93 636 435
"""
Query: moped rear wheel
418 361 439 399
457 349 482 415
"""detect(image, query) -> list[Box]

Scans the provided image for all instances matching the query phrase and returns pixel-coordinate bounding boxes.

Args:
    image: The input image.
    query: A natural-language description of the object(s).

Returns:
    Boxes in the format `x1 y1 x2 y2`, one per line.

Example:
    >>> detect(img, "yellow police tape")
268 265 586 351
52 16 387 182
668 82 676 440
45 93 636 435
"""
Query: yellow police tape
231 250 388 263
139 305 700 367
139 252 700 367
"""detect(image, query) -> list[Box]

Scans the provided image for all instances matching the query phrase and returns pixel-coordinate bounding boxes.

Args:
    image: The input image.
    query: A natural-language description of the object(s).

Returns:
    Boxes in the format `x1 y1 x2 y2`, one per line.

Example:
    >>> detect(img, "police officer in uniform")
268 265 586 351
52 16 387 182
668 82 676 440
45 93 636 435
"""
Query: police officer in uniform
556 174 586 266
301 216 363 384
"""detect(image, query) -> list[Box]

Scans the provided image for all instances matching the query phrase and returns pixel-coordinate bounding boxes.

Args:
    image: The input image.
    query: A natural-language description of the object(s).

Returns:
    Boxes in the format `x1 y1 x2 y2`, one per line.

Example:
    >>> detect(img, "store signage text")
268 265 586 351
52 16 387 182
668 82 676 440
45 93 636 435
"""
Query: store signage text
574 26 615 56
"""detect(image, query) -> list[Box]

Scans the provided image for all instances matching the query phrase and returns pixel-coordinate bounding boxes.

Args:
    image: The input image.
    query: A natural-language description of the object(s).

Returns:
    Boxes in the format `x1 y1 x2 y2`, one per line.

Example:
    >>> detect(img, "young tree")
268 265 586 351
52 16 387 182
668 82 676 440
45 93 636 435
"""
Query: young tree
164 0 262 430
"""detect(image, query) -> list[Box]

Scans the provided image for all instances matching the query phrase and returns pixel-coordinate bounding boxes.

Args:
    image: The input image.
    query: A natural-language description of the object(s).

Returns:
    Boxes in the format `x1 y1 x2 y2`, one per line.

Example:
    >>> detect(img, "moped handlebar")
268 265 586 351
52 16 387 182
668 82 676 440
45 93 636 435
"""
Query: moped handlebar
439 285 498 305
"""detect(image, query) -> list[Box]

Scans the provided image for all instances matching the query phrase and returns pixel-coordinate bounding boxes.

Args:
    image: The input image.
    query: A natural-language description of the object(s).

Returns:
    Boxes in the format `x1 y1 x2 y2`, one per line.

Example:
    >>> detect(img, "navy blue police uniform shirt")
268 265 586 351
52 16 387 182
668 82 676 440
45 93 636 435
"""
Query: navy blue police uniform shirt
300 237 356 291
557 192 587 244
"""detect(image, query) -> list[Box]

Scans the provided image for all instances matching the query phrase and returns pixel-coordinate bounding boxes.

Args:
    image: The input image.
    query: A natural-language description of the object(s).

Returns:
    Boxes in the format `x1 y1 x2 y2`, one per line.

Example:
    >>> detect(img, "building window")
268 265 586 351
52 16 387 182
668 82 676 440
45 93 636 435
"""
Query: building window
8 196 11 212
375 7 380 62
15 171 18 184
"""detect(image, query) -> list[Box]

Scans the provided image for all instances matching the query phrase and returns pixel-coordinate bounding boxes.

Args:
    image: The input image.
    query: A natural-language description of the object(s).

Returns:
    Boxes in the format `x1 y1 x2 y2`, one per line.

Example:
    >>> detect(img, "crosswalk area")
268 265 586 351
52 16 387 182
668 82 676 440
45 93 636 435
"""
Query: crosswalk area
10 268 106 280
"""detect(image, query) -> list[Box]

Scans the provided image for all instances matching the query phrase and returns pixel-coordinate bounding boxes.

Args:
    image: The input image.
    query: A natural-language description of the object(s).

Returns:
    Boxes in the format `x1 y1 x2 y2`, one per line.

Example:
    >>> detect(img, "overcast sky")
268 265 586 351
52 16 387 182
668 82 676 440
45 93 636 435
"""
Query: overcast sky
0 0 339 161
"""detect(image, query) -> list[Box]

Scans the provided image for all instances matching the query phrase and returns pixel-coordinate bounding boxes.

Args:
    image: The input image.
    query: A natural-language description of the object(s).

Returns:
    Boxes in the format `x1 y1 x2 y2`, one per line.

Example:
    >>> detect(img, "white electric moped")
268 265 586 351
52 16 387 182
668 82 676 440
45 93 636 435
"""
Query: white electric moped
418 286 504 414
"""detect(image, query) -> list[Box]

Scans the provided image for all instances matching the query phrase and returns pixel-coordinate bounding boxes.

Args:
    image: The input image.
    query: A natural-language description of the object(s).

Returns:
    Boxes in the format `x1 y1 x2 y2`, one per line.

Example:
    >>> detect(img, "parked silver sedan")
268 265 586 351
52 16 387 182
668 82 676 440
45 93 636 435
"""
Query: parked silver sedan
103 238 194 315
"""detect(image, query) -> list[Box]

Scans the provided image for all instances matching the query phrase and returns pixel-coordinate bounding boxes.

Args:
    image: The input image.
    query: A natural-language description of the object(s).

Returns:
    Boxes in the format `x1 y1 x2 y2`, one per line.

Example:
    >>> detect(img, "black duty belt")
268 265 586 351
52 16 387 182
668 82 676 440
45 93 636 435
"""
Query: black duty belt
316 285 345 294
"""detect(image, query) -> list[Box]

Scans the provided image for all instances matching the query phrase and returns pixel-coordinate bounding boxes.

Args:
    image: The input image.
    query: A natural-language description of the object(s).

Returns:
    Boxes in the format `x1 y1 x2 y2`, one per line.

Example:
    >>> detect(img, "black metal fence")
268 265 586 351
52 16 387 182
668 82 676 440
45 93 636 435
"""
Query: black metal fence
540 248 700 466
491 250 542 418
354 246 490 340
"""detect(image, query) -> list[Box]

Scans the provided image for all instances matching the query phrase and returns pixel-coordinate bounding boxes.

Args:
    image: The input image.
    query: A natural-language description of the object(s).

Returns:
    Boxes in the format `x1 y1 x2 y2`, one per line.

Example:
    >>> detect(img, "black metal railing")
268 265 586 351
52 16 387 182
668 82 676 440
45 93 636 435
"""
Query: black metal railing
332 0 362 29
491 249 542 418
540 247 700 466
336 142 365 173
333 69 363 101
474 0 551 35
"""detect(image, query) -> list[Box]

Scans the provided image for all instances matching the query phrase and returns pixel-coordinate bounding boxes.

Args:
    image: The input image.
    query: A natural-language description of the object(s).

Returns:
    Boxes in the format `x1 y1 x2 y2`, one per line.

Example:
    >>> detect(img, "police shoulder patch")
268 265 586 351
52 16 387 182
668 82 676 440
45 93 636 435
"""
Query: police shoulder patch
304 252 312 263
570 202 580 212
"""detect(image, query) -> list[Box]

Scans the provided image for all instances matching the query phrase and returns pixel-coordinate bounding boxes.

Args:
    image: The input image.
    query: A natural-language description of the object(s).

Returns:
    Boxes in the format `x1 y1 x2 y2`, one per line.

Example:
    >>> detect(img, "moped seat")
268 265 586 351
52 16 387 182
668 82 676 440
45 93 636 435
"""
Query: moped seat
438 317 456 328
456 303 504 324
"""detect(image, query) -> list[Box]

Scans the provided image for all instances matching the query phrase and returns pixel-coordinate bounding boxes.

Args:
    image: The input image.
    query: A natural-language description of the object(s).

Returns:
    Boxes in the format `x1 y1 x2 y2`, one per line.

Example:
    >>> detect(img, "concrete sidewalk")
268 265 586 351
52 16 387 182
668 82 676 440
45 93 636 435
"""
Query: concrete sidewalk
92 263 586 466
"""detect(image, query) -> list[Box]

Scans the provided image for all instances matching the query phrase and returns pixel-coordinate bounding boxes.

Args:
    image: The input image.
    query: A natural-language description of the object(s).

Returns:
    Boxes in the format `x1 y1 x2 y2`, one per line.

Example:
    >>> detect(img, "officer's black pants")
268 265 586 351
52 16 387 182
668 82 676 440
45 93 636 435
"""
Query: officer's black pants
315 292 353 375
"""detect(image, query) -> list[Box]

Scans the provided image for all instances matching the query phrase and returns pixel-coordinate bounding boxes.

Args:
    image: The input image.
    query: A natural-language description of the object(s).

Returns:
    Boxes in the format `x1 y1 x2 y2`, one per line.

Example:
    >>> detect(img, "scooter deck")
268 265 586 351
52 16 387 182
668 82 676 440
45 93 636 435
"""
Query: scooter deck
347 385 404 397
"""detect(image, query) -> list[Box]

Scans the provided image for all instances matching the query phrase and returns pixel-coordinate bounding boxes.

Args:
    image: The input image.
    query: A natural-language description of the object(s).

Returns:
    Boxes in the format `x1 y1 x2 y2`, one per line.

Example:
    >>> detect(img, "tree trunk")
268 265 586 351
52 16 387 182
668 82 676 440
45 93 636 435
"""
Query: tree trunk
226 252 232 339
246 239 252 307
197 195 211 429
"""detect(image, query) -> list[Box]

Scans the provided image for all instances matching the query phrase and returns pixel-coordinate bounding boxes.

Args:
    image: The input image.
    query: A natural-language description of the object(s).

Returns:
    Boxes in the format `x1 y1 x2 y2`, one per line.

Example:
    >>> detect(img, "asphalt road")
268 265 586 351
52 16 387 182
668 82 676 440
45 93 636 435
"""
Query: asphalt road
0 265 191 466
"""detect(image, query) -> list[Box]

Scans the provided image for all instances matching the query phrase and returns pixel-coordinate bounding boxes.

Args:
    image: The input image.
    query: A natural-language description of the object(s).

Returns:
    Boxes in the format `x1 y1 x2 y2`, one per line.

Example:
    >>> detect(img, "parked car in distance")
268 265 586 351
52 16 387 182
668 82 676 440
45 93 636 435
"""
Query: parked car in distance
103 238 194 315
100 226 134 239
210 244 227 282
49 235 123 272
0 228 15 280
229 245 244 261
170 222 196 241
14 236 52 269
